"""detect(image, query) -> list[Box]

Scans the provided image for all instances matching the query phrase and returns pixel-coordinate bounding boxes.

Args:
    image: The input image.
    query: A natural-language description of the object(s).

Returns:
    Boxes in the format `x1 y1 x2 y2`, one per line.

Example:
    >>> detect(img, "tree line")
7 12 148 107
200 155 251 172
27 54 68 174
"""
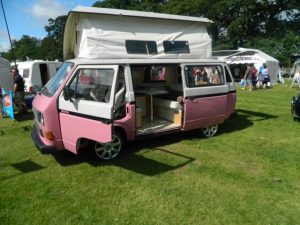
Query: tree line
1 0 299 67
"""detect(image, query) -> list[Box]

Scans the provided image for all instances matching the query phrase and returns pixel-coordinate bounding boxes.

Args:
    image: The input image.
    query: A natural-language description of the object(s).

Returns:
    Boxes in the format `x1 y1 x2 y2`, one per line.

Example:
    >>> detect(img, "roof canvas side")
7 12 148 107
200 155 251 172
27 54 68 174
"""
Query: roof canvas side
64 6 213 60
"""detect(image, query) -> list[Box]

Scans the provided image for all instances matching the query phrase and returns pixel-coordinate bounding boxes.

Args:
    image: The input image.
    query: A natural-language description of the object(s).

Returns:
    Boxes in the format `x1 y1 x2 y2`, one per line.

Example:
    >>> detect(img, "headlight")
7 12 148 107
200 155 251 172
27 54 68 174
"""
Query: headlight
33 108 45 126
39 113 45 125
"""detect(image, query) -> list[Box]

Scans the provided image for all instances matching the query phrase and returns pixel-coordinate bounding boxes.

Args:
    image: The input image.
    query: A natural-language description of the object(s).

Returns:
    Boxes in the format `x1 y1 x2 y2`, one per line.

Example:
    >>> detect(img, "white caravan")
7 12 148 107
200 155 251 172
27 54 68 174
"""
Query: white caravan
17 60 62 92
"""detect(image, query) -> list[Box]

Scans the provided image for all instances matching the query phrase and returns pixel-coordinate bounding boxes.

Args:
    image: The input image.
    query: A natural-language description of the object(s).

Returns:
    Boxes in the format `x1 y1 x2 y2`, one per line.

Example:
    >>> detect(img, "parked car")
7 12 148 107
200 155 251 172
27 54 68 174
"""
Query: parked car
291 92 300 120
16 60 62 93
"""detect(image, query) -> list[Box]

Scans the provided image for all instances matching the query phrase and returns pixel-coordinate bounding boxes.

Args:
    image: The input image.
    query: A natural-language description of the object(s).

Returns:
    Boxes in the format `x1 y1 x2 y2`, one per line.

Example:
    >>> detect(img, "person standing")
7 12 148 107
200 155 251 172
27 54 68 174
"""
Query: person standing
261 63 270 89
295 68 300 90
251 64 258 89
11 68 27 114
242 64 253 91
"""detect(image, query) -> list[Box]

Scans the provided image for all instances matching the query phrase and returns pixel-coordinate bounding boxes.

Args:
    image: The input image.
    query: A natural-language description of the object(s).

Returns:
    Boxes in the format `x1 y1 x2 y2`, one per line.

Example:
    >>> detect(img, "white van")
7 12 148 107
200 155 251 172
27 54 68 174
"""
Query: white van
31 7 236 160
17 60 62 92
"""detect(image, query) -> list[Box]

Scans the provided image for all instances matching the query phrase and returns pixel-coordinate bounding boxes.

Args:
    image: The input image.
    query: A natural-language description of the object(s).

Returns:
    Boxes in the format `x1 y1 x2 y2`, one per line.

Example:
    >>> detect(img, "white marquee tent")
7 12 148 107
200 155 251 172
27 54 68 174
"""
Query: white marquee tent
213 48 281 84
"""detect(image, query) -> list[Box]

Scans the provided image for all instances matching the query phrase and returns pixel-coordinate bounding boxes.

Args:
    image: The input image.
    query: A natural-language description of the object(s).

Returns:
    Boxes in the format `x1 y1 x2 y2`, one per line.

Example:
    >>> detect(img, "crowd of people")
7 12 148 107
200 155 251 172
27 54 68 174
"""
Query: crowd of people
239 63 271 91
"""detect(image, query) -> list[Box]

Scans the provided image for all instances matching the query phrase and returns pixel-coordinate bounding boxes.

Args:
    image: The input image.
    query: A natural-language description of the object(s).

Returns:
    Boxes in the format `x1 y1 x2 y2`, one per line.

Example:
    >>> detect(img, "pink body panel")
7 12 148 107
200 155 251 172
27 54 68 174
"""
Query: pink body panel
32 94 64 149
183 95 227 131
59 113 112 153
114 104 136 141
226 92 236 118
32 65 78 150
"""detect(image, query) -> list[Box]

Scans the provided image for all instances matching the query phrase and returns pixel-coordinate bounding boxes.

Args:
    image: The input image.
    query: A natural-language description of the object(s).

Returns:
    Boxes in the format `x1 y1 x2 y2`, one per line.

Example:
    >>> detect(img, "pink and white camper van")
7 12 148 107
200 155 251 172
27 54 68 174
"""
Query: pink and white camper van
31 7 236 160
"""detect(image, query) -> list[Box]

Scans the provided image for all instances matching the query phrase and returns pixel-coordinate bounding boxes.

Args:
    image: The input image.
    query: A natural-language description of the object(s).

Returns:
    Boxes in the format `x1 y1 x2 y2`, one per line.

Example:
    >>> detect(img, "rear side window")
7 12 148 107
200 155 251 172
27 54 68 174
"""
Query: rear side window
125 40 158 54
22 69 30 78
184 65 225 88
225 66 233 82
163 41 190 54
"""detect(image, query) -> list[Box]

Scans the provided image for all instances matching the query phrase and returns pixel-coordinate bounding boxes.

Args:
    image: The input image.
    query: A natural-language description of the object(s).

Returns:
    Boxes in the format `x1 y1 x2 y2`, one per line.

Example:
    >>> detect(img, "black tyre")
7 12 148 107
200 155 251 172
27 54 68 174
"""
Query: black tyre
202 124 219 137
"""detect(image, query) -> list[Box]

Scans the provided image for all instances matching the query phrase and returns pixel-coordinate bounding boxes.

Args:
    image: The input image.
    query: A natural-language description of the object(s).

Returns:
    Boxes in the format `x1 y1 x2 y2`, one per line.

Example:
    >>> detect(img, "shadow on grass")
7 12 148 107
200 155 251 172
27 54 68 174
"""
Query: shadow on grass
221 109 277 134
14 111 34 122
11 160 45 173
37 108 277 176
0 160 45 181
40 132 196 176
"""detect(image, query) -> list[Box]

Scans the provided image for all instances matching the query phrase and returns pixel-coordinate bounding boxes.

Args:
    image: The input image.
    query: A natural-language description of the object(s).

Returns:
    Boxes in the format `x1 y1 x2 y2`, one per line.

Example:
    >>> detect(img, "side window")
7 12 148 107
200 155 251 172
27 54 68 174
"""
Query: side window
68 68 115 103
163 41 190 54
22 69 30 78
125 40 158 55
225 66 233 82
184 65 225 88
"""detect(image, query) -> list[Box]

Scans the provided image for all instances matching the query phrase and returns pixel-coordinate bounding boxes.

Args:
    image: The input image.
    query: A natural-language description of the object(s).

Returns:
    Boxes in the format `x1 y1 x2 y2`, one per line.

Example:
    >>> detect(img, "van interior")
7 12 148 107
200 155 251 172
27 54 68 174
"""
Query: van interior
39 63 49 86
128 64 183 134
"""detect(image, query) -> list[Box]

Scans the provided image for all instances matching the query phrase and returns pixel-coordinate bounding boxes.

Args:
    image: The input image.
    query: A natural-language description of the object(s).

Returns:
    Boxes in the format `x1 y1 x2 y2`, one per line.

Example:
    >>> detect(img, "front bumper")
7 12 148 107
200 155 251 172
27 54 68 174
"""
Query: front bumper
31 125 56 152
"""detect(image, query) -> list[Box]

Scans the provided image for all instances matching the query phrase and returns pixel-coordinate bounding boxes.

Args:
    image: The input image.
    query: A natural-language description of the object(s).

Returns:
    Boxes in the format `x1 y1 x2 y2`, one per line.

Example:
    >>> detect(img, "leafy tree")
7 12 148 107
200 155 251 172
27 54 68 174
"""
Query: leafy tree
44 15 67 61
93 0 300 66
2 0 300 66
3 15 67 62
4 35 40 61
93 0 167 12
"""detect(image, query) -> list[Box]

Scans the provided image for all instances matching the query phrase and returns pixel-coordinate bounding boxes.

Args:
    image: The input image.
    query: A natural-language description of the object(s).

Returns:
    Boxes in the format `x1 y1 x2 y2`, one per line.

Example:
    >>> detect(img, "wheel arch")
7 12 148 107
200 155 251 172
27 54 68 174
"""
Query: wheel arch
114 125 127 143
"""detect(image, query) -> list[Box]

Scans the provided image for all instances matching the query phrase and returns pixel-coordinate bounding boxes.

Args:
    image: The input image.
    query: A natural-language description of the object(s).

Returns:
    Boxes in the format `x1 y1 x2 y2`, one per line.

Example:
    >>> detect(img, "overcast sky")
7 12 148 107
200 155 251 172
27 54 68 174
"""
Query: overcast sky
0 0 97 52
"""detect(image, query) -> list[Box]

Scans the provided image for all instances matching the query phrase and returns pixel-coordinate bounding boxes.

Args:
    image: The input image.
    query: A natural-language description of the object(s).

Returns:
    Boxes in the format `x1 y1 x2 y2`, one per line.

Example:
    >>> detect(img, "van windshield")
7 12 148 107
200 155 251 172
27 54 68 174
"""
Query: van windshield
41 62 74 97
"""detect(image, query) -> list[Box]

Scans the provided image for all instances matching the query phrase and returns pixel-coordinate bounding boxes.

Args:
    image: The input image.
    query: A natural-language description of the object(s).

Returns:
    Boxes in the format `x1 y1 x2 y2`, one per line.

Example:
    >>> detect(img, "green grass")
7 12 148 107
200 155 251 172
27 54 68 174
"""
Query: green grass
1 80 300 225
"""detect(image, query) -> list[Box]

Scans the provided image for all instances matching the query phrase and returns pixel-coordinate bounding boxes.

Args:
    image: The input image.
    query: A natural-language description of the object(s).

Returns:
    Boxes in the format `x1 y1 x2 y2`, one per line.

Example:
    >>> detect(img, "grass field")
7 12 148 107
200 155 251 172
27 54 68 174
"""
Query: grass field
1 81 300 225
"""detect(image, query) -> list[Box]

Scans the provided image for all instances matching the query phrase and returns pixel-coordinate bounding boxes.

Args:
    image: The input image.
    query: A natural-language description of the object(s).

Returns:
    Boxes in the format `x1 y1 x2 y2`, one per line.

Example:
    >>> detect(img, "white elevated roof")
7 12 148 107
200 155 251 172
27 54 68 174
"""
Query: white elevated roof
64 6 213 60
70 6 213 23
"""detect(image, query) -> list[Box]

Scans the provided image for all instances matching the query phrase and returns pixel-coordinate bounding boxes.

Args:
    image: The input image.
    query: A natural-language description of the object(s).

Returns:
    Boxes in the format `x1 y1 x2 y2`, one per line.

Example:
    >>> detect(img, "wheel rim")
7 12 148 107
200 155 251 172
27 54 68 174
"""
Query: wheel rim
94 135 122 160
202 125 218 137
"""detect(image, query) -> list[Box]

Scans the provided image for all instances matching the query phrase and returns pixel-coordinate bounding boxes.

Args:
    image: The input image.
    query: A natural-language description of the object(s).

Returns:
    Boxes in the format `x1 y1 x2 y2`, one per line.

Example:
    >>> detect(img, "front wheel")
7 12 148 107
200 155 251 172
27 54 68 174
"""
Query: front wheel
94 131 124 160
202 125 219 137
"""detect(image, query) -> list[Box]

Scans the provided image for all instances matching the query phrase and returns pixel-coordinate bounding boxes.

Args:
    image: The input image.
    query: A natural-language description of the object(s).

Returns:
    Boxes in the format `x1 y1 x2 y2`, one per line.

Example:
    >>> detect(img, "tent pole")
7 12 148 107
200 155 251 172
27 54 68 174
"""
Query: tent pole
0 0 17 68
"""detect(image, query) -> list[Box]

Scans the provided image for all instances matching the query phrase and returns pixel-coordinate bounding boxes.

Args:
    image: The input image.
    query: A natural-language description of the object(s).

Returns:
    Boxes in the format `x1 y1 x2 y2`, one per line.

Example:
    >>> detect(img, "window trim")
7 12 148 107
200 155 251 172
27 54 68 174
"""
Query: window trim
125 40 158 55
163 41 190 54
183 64 225 88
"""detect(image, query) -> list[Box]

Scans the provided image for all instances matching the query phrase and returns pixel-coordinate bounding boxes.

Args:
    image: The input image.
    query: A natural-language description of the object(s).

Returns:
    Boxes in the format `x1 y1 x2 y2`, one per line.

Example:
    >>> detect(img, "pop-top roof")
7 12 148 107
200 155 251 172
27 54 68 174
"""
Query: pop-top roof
63 6 213 60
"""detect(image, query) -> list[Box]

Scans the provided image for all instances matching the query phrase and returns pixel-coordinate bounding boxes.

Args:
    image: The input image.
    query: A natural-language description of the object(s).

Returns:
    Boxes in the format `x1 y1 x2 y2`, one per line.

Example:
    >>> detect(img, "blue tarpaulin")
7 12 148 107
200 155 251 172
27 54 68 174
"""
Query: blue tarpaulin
1 88 15 120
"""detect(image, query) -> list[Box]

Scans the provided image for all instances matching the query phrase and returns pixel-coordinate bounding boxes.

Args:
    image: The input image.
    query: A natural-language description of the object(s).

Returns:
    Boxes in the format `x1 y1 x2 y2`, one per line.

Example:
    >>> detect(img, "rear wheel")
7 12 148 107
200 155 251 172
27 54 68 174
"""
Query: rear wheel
202 125 219 137
94 131 123 160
